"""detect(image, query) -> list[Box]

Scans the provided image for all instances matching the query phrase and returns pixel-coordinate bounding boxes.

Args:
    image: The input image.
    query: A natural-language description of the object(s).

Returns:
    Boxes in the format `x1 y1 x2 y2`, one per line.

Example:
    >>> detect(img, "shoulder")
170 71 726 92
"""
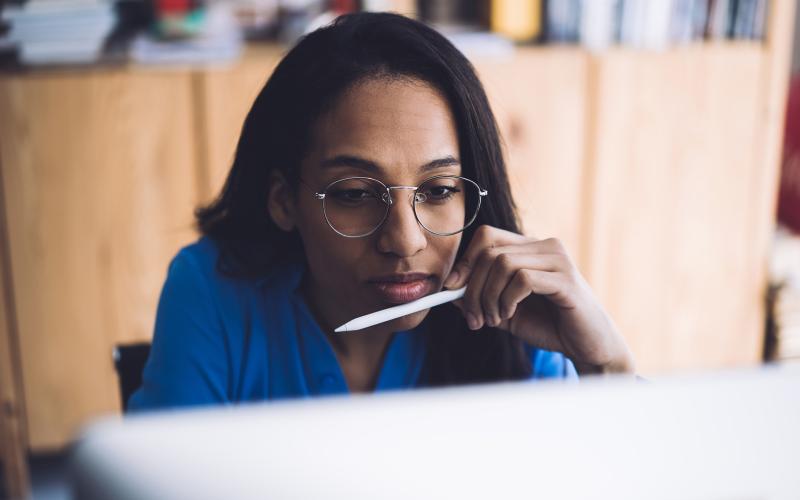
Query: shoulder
157 237 236 316
167 236 221 281
167 236 302 295
157 237 257 327
528 347 578 380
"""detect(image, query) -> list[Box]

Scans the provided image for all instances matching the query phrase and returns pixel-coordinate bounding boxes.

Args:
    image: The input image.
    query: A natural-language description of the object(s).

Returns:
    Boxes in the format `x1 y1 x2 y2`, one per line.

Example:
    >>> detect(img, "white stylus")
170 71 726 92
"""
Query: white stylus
334 287 466 333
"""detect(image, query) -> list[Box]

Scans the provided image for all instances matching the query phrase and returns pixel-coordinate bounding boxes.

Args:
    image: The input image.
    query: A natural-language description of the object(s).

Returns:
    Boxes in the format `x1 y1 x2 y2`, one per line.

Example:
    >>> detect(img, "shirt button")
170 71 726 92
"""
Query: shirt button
320 374 337 386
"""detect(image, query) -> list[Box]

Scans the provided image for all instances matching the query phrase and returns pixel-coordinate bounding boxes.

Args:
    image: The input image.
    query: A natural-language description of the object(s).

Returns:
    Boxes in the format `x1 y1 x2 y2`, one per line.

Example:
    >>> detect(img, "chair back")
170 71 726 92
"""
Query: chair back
113 342 151 412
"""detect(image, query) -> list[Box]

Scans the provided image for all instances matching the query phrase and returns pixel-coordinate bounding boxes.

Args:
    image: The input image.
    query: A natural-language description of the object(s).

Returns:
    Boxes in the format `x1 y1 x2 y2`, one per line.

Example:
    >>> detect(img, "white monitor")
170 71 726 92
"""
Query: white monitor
72 366 800 500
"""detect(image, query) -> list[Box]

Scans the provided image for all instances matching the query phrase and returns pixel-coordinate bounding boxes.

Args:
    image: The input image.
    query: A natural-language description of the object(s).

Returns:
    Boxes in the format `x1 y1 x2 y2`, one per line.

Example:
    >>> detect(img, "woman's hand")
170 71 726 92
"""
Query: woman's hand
443 225 636 375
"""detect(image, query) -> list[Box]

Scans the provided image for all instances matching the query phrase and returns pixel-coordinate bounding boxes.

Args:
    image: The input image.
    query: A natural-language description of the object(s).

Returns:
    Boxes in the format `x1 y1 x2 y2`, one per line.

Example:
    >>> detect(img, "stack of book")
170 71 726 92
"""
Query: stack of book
130 3 242 65
768 227 800 364
489 0 768 49
2 0 116 65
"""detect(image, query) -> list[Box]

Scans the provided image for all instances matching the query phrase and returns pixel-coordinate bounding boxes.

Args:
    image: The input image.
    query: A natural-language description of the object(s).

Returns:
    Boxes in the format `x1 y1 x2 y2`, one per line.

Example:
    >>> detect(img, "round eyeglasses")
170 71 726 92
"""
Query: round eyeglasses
311 175 488 238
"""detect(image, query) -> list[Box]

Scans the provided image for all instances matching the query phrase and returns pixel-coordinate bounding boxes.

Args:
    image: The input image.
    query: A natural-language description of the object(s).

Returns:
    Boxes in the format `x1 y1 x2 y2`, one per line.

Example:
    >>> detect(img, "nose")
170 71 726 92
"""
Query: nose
376 190 427 257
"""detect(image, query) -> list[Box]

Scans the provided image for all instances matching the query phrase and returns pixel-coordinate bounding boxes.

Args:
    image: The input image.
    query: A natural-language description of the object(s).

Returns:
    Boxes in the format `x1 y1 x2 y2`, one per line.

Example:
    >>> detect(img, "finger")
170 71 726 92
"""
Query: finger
444 234 570 290
510 293 567 354
462 246 497 329
498 269 569 353
461 244 532 328
443 225 530 289
534 237 569 256
481 253 563 326
449 299 476 330
499 268 567 321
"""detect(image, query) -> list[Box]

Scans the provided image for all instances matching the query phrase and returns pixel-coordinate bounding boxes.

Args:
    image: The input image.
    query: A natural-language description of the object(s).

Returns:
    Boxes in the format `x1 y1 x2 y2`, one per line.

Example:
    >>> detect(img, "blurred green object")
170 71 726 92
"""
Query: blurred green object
154 7 206 39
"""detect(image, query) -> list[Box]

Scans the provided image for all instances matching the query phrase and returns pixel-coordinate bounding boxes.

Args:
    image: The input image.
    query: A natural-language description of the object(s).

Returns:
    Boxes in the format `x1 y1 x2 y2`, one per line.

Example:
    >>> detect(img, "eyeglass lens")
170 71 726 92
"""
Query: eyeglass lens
322 176 481 237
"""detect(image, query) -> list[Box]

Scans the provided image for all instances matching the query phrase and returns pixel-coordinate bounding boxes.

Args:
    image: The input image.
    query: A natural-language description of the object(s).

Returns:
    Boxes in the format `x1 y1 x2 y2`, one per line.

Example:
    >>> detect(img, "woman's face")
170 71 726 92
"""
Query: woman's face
280 77 463 332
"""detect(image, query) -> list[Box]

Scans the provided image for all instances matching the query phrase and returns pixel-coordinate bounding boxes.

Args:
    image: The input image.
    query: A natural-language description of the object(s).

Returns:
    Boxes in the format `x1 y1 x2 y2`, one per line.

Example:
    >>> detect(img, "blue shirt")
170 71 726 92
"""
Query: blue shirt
129 237 577 411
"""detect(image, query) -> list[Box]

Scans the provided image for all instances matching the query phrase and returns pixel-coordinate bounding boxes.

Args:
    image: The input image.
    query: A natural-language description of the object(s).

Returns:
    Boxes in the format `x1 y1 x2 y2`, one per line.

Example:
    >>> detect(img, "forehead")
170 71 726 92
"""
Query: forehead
308 77 460 178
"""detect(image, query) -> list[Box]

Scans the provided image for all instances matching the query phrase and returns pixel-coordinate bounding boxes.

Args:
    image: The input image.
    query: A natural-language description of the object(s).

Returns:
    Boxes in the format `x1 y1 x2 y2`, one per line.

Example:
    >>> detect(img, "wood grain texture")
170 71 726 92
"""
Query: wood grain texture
746 0 796 359
0 68 200 450
582 43 770 373
475 48 589 264
0 150 29 500
195 45 285 203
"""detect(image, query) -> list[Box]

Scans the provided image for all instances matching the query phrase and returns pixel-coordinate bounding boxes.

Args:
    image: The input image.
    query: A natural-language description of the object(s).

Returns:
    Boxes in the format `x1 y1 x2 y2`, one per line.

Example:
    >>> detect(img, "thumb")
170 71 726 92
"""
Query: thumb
443 261 471 289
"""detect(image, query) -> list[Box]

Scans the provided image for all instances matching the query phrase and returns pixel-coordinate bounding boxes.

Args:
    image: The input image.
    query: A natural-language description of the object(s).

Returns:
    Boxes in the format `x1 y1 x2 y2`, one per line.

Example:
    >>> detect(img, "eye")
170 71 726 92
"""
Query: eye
329 188 380 206
421 183 461 201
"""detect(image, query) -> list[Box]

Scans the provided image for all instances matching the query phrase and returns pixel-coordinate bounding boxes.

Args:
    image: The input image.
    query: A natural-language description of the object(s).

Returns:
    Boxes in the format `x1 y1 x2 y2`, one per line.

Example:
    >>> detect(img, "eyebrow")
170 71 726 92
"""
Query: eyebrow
319 155 460 174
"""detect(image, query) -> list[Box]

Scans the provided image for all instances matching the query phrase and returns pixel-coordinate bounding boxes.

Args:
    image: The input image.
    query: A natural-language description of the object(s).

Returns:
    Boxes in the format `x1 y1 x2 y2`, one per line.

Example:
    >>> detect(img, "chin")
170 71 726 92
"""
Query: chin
386 309 430 332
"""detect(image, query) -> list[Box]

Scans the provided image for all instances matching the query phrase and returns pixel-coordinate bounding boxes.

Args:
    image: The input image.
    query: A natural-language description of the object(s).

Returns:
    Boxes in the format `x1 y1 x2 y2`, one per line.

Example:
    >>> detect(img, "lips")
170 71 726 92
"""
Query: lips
368 273 435 304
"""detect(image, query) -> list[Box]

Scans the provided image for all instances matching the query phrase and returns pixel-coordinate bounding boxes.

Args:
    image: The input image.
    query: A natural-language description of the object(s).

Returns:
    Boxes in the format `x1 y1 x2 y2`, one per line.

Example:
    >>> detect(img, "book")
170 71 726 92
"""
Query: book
768 227 800 362
490 0 543 43
670 0 695 44
3 0 116 65
691 0 710 39
706 0 732 39
580 0 618 51
639 0 671 49
751 0 768 39
130 3 242 65
619 0 645 47
543 0 581 43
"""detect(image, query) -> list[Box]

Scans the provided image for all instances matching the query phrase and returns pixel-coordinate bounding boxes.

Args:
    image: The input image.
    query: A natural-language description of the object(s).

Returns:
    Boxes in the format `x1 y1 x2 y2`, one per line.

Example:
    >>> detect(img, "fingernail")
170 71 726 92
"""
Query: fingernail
466 312 478 330
443 270 460 289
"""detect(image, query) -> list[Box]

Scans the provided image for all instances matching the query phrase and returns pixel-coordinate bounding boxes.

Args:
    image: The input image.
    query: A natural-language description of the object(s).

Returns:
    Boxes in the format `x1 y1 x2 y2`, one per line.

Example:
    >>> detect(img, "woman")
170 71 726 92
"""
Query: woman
129 12 635 411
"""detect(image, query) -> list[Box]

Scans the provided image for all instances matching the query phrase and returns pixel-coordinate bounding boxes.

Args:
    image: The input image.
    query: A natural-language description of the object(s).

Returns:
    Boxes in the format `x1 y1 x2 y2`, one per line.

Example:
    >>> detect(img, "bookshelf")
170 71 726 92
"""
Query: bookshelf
0 1 794 467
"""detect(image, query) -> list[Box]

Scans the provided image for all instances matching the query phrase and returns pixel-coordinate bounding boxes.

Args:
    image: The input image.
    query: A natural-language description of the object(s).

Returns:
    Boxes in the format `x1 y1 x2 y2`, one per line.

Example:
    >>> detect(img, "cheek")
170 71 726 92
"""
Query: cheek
437 235 462 270
292 197 336 249
293 201 367 278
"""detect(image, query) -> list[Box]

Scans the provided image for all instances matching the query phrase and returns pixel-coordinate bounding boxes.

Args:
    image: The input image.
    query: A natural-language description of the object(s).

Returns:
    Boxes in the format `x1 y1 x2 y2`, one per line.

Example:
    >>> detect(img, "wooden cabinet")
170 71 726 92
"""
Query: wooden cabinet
477 48 589 261
194 46 284 204
0 1 793 468
0 208 28 500
581 0 794 372
0 70 200 451
584 44 773 371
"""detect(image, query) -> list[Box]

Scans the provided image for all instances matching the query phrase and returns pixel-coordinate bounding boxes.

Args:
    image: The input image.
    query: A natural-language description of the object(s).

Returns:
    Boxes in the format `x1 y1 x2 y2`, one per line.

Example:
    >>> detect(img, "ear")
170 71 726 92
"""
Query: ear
267 170 296 232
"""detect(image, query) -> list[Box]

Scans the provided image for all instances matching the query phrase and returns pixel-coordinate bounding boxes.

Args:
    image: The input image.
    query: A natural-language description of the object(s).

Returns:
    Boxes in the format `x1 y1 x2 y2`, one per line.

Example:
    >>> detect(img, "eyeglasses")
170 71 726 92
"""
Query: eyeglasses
310 175 488 238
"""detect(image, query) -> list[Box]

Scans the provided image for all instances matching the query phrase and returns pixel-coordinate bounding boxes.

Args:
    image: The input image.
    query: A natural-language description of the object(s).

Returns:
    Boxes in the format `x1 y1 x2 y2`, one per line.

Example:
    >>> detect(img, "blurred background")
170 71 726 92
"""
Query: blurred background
0 0 798 498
